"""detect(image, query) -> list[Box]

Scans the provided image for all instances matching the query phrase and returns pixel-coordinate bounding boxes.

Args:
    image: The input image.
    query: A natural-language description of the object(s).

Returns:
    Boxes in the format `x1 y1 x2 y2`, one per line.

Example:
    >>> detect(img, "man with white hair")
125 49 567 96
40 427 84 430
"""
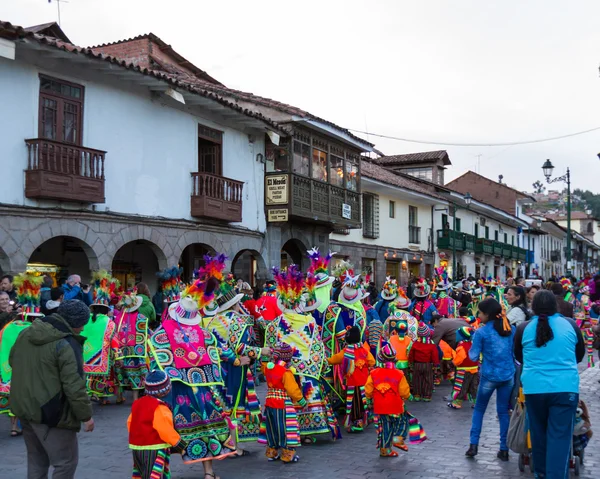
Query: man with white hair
62 275 92 306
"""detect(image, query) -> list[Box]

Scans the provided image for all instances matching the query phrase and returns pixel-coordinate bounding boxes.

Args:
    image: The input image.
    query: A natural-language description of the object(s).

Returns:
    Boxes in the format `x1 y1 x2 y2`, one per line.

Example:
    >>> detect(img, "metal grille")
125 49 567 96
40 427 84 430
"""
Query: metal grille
362 193 379 239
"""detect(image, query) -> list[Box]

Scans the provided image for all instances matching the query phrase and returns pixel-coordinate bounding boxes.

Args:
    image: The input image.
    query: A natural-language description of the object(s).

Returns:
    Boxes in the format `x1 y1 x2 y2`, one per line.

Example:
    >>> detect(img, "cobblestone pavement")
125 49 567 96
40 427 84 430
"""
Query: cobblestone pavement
1 368 598 479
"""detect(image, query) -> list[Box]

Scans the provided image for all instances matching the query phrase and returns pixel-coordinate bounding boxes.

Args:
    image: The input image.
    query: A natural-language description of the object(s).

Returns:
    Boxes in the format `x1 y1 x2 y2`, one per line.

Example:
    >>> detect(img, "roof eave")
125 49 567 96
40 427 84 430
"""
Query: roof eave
291 117 374 152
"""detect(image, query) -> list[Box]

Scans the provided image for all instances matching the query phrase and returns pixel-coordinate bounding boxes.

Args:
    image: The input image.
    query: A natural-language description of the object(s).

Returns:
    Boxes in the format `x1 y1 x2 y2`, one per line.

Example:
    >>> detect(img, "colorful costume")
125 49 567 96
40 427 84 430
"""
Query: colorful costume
149 275 235 463
365 342 411 457
115 291 149 391
128 370 187 478
306 247 335 329
409 279 438 326
448 327 479 408
156 266 183 325
327 326 375 432
582 323 595 369
438 339 455 382
259 343 306 463
408 322 439 401
433 266 457 318
264 267 341 441
373 277 399 322
83 271 120 400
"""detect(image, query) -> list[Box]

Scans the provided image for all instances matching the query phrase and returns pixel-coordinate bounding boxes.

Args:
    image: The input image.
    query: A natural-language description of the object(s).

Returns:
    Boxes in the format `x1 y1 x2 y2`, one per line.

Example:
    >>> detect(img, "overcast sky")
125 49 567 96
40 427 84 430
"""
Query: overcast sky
3 0 600 193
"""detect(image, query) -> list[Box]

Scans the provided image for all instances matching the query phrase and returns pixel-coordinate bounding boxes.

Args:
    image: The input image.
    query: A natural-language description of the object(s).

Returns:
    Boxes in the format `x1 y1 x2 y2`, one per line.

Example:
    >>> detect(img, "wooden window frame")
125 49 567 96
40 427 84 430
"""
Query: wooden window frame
38 74 84 146
389 200 395 219
198 124 223 176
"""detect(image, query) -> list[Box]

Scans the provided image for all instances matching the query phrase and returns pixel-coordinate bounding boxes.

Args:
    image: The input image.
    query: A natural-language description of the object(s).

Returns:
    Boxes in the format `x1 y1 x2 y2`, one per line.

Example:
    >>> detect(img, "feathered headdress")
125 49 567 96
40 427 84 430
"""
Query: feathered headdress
92 270 120 306
273 264 305 310
332 260 354 284
156 266 183 303
195 254 229 312
304 272 319 310
560 277 572 290
182 276 221 311
381 276 398 300
13 273 44 315
198 254 227 283
413 278 431 298
307 247 335 288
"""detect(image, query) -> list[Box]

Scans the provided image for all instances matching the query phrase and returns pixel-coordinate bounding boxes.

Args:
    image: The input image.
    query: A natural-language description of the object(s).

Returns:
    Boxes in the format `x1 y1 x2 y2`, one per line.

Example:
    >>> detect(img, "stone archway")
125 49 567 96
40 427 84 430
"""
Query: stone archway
111 240 167 294
231 249 268 287
179 243 216 283
281 238 309 271
0 247 11 275
28 235 100 284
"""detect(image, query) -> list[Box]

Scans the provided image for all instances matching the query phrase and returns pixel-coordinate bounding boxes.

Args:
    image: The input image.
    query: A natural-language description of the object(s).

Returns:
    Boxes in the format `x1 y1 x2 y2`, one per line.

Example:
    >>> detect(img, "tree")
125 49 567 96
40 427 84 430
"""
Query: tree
532 180 545 194
573 189 600 218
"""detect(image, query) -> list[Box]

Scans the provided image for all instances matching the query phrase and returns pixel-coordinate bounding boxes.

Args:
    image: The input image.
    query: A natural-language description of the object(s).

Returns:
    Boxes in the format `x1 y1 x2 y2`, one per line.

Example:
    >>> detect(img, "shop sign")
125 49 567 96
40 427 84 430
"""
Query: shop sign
342 203 351 219
268 208 288 222
266 175 288 205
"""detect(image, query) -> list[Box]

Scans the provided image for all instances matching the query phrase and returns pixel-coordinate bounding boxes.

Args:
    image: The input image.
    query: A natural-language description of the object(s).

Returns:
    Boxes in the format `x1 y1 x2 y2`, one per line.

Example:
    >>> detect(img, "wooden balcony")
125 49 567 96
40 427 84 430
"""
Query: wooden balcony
191 172 243 222
25 139 106 203
475 238 493 255
287 173 361 228
436 229 465 251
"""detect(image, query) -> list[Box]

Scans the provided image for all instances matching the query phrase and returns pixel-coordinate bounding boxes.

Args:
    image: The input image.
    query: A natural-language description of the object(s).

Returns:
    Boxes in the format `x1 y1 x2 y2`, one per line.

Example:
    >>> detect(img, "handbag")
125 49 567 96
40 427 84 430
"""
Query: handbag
507 401 528 454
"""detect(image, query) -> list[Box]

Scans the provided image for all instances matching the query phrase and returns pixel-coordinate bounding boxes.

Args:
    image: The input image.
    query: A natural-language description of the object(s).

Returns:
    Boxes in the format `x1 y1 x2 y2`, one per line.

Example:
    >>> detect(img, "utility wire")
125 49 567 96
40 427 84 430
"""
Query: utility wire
346 126 600 147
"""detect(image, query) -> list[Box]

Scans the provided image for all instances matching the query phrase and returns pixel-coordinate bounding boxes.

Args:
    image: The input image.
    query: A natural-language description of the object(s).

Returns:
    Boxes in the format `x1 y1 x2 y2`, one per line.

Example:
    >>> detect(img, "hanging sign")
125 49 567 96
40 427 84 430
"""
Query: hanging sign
265 175 288 205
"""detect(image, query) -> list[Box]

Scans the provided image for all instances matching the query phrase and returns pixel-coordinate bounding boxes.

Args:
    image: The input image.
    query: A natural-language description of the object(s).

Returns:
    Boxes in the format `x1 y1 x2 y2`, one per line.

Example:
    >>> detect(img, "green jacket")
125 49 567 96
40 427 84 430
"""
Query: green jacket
9 314 92 431
138 294 158 329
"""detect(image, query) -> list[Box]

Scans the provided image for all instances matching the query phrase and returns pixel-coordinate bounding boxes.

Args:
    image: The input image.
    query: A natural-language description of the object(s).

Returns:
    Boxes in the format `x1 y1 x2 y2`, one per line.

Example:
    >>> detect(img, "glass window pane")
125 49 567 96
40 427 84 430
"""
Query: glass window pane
346 161 358 191
312 148 327 182
292 141 309 176
63 102 78 143
330 155 344 187
41 97 57 140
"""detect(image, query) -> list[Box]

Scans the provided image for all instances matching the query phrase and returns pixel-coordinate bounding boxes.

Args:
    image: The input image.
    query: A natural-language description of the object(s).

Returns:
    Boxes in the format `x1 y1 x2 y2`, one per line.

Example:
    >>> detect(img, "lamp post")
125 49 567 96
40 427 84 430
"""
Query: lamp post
542 159 571 275
452 192 472 280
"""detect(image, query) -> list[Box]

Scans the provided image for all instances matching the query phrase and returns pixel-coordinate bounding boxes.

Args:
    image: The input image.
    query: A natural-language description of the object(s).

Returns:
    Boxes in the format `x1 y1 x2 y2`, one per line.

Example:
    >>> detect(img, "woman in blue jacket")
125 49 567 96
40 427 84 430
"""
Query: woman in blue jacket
514 289 584 479
465 297 515 461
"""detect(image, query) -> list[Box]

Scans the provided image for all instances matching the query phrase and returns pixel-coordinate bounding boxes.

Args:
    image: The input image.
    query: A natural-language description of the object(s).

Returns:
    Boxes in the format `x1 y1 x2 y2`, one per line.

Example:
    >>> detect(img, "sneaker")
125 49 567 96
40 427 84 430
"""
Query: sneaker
497 450 509 461
465 444 478 457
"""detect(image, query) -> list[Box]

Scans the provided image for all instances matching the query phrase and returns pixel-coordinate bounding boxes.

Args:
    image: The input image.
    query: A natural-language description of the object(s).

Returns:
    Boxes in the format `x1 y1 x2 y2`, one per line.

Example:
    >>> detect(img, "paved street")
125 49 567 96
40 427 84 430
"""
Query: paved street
1 368 598 479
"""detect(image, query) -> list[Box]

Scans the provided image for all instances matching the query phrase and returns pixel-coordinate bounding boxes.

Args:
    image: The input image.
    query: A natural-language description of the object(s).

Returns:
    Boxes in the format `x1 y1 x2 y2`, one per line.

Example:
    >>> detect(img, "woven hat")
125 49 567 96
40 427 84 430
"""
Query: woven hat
119 289 143 313
417 322 431 338
157 266 183 304
395 288 411 308
203 300 219 317
170 275 220 324
345 325 362 345
307 247 335 289
377 341 396 363
380 276 398 301
264 281 277 294
302 272 322 313
273 265 305 312
413 278 431 298
435 265 450 291
456 326 473 342
91 270 119 307
272 342 294 364
13 273 44 317
145 370 172 398
338 273 362 305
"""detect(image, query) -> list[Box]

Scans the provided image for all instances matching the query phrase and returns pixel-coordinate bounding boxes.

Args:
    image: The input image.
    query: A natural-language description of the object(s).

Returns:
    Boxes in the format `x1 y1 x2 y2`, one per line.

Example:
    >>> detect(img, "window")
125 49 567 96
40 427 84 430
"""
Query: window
385 260 399 279
442 214 449 230
198 125 223 175
363 193 379 239
39 75 84 145
312 148 327 182
389 201 396 218
330 155 344 188
474 223 479 237
346 159 359 191
504 233 508 244
292 141 310 176
409 206 420 244
588 222 593 234
494 230 499 241
401 167 433 181
455 218 461 232
485 226 490 239
511 235 515 245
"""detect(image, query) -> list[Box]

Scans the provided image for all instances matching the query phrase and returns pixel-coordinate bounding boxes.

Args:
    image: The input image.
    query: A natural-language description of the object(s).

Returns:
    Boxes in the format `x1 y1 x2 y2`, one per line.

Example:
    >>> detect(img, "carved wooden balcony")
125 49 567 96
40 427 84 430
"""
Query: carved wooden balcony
25 139 106 203
191 172 243 222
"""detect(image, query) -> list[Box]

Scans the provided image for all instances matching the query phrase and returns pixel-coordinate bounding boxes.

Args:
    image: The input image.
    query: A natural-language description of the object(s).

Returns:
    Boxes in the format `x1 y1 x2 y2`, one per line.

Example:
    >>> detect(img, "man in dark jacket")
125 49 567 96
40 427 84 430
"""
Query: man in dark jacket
10 300 94 478
550 282 574 318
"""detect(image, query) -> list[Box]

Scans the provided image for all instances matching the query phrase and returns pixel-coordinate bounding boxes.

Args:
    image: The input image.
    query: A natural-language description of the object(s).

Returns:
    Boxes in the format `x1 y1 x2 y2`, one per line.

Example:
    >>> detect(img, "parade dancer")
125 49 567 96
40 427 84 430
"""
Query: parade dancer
0 273 43 436
448 327 479 409
127 370 187 479
433 266 457 318
409 279 439 327
83 271 122 404
408 322 439 401
264 267 341 443
259 342 306 463
306 247 335 328
115 290 149 401
149 275 236 478
373 277 399 321
327 326 375 432
156 266 183 325
581 318 596 368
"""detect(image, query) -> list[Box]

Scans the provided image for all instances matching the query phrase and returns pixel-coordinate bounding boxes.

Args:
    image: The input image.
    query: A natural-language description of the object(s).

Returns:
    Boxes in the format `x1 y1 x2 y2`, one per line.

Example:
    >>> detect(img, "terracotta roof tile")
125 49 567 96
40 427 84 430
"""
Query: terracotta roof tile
373 150 451 166
361 161 445 200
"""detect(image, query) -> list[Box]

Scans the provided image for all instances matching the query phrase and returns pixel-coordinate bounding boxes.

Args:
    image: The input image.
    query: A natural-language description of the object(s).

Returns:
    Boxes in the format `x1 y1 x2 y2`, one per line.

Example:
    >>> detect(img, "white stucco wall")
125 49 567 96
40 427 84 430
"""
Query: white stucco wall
0 55 266 233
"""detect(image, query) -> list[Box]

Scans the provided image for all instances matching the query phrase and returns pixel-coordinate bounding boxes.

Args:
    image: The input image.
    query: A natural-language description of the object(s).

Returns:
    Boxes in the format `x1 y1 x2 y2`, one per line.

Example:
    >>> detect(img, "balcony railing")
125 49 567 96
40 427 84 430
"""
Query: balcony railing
464 233 476 252
436 229 465 250
502 244 512 258
25 138 106 203
475 238 493 255
493 241 503 256
191 172 243 222
409 225 421 244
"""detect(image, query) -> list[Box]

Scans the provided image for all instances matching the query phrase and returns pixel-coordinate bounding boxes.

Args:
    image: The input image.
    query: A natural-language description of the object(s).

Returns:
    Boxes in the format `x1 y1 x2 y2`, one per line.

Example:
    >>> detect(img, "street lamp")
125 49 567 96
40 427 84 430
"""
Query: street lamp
452 192 472 281
542 159 572 275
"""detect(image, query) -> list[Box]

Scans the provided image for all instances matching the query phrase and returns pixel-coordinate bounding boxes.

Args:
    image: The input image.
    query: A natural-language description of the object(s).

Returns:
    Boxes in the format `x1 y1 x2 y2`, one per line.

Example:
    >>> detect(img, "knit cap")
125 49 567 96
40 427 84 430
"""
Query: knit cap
272 342 294 364
145 370 172 398
377 341 396 363
456 326 473 342
57 300 90 329
417 322 431 338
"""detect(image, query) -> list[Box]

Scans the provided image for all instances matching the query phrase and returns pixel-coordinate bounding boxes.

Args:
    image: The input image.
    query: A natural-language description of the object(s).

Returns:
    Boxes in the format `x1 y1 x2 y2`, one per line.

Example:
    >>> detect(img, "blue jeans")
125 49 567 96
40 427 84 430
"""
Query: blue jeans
469 376 514 450
525 392 578 479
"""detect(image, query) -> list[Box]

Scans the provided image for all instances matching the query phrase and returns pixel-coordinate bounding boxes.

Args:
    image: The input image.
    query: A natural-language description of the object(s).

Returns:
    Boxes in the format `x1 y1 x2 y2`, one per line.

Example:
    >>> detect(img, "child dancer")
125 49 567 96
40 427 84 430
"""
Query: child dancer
438 339 455 382
408 322 439 401
388 320 412 382
448 327 479 409
580 319 596 369
327 325 375 432
260 343 306 463
365 342 411 457
127 370 186 479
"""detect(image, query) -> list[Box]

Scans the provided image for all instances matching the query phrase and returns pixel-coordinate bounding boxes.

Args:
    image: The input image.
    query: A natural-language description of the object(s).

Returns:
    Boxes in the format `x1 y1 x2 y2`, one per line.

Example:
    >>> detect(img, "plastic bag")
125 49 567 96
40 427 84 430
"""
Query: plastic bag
507 402 528 454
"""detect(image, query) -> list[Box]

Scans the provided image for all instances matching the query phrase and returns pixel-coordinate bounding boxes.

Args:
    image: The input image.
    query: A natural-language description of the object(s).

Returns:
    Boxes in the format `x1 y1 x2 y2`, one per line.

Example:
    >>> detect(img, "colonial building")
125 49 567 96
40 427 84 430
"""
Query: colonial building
0 20 373 289
546 211 600 246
